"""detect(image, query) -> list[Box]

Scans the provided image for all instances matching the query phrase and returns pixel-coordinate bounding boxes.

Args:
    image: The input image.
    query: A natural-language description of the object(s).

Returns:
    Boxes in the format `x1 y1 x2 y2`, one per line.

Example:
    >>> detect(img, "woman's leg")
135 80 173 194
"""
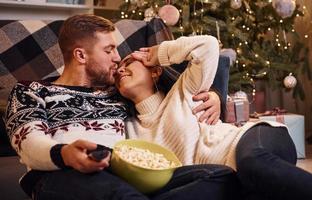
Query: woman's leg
236 124 312 200
31 169 149 200
150 164 242 200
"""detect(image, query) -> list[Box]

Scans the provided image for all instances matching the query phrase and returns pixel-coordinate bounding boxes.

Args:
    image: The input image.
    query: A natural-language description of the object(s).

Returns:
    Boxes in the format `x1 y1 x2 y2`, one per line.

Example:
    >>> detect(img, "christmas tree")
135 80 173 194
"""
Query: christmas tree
119 0 310 100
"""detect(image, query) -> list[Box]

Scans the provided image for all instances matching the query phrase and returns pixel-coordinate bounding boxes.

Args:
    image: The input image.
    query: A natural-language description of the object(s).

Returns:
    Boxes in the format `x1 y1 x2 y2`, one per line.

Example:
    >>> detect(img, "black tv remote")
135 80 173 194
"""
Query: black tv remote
87 145 111 162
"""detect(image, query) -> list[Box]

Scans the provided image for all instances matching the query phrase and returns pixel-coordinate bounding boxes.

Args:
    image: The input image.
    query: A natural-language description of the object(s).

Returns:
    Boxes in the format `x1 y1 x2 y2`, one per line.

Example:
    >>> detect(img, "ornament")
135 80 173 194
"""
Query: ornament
144 7 156 22
283 73 297 88
158 5 180 26
211 2 220 11
272 0 296 19
230 0 242 9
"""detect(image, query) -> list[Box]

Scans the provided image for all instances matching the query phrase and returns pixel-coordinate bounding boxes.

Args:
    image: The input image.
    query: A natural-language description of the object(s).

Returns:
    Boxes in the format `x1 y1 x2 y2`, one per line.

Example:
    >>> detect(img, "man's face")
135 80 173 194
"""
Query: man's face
85 31 121 86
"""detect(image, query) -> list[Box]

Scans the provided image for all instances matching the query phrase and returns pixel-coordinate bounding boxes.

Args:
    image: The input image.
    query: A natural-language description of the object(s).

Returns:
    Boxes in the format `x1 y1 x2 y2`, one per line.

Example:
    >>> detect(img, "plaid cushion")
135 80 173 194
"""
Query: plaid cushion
0 20 64 107
0 18 172 108
115 18 173 59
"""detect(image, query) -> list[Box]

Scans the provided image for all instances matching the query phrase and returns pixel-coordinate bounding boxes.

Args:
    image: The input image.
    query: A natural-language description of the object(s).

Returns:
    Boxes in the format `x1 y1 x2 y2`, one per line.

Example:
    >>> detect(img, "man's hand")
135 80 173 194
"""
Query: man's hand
61 140 110 173
192 91 221 125
131 46 160 67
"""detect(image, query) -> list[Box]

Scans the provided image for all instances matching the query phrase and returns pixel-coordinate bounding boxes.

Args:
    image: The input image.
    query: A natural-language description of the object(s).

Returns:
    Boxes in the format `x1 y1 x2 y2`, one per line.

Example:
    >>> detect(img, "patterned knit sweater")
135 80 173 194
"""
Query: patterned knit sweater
5 82 128 170
126 36 285 169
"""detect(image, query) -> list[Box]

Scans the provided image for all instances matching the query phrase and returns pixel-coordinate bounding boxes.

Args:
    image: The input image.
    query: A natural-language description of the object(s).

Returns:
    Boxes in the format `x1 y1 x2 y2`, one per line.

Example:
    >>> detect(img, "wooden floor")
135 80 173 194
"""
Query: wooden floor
297 144 312 173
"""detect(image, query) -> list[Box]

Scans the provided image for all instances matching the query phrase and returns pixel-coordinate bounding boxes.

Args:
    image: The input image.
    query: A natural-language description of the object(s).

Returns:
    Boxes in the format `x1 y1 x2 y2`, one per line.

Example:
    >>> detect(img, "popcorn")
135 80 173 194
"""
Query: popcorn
114 145 176 169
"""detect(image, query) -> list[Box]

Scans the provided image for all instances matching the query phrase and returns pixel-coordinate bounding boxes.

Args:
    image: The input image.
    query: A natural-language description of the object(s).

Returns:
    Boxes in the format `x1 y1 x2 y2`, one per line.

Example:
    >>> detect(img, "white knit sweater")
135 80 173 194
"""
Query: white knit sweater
126 36 285 170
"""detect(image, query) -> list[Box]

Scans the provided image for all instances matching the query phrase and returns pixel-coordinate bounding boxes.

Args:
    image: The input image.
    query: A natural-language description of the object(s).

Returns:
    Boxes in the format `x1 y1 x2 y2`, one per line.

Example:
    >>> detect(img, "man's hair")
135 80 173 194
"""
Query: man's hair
58 14 115 64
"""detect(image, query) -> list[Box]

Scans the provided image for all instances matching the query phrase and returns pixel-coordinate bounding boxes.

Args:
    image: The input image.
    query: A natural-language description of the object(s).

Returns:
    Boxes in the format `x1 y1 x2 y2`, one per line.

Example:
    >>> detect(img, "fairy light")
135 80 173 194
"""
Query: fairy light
296 14 300 17
236 60 239 64
239 42 242 46
232 17 235 21
139 12 142 15
268 27 271 31
245 41 248 45
277 43 281 47
246 27 250 31
292 29 295 32
242 25 246 29
305 35 309 38
255 54 259 58
155 4 158 8
132 10 136 13
280 19 283 23
232 33 235 37
284 46 288 50
266 61 270 65
243 64 246 67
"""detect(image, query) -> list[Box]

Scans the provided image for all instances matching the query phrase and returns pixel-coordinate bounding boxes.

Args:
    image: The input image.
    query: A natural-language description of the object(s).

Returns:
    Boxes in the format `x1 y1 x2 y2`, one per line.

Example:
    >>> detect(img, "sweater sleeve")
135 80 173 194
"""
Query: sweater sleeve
5 82 60 170
158 35 220 94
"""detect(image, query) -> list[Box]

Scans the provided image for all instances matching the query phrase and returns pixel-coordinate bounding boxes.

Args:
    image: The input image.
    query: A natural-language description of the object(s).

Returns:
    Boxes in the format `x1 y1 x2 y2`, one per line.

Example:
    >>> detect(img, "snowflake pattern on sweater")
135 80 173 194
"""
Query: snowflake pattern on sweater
5 81 128 169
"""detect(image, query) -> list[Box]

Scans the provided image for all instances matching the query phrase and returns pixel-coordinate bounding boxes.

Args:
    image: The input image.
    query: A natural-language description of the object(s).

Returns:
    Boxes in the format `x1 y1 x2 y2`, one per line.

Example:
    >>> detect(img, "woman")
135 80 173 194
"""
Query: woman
115 35 312 199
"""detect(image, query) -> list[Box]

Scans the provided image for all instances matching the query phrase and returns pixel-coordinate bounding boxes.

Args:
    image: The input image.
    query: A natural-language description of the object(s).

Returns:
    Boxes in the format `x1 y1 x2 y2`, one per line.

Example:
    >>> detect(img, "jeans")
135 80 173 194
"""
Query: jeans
30 164 241 200
236 124 312 200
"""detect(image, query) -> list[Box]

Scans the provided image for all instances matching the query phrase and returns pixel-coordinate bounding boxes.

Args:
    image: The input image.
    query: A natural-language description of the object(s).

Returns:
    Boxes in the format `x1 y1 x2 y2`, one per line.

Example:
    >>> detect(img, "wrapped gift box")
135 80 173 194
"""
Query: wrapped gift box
225 97 249 124
259 114 305 158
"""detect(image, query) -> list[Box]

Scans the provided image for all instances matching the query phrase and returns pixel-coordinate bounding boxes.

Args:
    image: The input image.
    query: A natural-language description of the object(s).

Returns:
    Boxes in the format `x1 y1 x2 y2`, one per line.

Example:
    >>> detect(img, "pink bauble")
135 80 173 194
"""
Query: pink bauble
158 5 180 26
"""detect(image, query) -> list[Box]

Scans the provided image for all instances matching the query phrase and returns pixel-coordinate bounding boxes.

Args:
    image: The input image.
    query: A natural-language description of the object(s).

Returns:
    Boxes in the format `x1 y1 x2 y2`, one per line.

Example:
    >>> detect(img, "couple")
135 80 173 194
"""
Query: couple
4 14 312 200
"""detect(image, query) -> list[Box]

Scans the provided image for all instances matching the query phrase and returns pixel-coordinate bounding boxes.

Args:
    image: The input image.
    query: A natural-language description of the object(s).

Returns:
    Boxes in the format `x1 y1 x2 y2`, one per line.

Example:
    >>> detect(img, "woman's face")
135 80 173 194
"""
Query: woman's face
115 57 155 100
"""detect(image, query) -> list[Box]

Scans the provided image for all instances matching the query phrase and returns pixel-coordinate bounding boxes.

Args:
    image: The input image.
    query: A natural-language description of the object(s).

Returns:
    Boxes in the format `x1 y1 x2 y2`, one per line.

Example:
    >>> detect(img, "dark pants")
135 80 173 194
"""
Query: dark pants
236 124 312 200
30 164 241 200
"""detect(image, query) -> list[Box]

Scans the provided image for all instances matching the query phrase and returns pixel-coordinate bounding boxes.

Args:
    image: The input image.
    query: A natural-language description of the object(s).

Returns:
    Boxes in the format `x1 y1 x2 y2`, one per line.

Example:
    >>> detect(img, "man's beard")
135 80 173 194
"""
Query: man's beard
86 61 115 87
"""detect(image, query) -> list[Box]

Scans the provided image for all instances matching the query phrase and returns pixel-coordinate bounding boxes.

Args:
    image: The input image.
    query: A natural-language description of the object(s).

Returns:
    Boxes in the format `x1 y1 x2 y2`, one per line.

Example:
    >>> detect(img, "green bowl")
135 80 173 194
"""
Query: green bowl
110 139 182 194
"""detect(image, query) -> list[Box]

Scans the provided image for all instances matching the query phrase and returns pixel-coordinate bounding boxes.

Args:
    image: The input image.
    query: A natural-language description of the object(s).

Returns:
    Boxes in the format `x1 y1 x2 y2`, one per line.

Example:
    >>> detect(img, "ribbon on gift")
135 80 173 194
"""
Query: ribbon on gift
250 107 287 124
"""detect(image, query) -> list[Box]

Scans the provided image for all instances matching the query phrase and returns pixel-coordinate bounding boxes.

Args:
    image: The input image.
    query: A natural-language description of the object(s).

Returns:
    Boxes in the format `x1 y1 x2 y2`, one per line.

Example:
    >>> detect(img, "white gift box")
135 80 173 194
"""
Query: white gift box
259 114 305 158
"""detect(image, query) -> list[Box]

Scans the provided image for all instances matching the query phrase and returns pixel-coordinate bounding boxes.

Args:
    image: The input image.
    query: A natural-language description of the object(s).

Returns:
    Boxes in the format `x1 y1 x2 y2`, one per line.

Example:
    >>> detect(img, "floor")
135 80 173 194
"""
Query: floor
297 144 312 173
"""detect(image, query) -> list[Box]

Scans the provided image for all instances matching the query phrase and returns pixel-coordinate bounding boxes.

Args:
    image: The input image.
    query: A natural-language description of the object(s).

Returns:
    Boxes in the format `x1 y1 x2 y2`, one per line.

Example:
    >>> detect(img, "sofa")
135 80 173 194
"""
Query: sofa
0 17 230 200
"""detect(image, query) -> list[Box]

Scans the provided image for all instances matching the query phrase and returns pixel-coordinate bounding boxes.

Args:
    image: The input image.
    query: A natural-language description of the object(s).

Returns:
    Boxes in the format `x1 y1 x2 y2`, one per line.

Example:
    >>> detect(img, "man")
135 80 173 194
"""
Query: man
5 14 238 200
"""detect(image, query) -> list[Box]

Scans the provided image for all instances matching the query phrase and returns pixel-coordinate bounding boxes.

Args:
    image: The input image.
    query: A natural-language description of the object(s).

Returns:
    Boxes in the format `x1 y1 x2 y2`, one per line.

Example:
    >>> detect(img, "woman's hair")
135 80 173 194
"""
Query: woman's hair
58 14 115 64
157 61 188 94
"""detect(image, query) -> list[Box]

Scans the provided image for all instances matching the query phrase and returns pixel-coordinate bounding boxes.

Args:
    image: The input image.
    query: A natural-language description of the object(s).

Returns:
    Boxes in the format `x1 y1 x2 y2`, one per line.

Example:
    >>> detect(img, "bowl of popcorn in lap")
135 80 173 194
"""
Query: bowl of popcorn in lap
111 139 182 194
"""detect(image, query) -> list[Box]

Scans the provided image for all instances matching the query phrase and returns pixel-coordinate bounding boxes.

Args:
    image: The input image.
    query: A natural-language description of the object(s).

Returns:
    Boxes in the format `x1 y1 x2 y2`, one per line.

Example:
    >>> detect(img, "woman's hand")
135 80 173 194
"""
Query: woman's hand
192 90 221 125
131 46 160 67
